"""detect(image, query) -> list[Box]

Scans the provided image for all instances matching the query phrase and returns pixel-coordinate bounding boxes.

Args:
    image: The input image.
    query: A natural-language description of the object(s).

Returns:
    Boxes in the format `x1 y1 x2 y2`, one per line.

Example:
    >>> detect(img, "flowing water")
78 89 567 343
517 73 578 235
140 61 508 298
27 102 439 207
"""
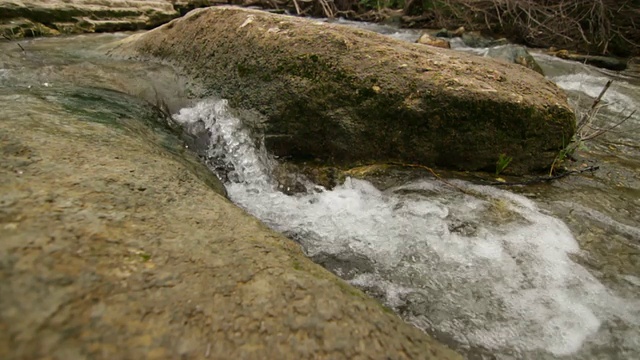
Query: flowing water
1 24 639 359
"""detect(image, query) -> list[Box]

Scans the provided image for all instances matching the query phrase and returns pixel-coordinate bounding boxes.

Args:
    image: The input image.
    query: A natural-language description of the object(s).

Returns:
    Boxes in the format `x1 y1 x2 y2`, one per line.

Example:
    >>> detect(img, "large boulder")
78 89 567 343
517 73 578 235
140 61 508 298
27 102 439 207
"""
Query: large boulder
112 7 575 174
0 86 461 359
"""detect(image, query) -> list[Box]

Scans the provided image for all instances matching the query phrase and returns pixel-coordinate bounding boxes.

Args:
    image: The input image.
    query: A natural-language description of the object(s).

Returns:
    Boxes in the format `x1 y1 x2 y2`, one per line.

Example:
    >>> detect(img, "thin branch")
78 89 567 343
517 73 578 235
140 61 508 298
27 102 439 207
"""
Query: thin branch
1 34 25 52
386 161 472 195
292 0 302 15
590 80 612 112
580 110 636 141
488 166 600 186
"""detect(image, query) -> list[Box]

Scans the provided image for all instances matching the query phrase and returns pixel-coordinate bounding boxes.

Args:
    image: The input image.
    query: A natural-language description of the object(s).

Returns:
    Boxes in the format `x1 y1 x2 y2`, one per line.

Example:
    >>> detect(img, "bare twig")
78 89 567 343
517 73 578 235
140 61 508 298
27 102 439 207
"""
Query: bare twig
1 34 25 52
488 166 600 186
387 161 472 195
550 78 635 176
317 0 335 18
292 0 302 15
577 79 612 130
581 110 636 141
419 0 638 55
590 79 612 112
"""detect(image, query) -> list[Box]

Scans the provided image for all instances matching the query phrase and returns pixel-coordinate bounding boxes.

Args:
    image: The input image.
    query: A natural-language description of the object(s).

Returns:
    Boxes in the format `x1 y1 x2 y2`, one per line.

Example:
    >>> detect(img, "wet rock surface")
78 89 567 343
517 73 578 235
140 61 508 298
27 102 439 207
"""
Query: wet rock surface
486 44 544 75
0 85 461 359
416 33 450 48
460 32 508 48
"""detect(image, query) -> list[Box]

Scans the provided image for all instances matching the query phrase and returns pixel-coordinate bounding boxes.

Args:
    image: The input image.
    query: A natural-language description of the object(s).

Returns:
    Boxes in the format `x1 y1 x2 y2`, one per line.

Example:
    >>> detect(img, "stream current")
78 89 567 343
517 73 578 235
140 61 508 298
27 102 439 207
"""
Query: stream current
1 23 638 359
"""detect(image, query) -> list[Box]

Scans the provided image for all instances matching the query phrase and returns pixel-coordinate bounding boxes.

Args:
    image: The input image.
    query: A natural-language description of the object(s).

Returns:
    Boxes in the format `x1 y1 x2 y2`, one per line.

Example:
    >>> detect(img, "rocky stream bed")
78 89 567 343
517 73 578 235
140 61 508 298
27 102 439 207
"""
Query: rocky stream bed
1 7 639 360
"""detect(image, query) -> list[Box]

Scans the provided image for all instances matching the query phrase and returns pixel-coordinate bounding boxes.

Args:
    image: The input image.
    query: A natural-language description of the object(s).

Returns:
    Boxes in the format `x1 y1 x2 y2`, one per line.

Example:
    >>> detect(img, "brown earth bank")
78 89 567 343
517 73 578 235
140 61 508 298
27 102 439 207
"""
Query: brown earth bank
0 85 461 359
111 6 575 175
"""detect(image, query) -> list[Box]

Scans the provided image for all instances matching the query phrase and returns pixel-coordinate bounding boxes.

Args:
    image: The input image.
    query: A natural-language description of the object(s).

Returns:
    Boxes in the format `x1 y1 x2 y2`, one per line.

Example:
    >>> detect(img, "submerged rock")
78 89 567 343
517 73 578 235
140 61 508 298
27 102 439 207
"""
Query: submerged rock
0 86 461 359
628 57 640 77
461 31 508 48
416 33 451 48
486 44 544 75
112 6 576 174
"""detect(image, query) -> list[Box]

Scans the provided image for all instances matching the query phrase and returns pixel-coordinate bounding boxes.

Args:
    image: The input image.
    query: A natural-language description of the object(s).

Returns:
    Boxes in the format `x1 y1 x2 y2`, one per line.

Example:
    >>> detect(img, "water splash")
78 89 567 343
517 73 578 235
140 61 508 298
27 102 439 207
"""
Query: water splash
174 99 640 358
174 99 276 192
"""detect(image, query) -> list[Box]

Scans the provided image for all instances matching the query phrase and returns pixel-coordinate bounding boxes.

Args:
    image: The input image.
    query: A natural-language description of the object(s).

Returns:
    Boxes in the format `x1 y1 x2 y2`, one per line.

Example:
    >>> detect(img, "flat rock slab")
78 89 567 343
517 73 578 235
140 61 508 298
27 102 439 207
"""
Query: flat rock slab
0 86 461 359
0 0 226 35
112 6 576 174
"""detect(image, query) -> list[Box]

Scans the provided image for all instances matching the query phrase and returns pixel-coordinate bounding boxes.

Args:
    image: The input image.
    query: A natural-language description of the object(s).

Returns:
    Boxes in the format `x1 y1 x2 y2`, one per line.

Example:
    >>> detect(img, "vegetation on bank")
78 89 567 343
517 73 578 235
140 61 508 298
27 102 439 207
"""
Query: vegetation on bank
260 0 639 57
2 1 636 57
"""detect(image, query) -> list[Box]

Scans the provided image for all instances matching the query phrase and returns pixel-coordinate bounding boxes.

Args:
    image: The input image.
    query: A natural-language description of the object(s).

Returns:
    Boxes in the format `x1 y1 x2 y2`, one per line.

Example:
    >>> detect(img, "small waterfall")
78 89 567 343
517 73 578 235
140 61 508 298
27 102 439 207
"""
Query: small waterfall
172 99 640 358
174 99 278 192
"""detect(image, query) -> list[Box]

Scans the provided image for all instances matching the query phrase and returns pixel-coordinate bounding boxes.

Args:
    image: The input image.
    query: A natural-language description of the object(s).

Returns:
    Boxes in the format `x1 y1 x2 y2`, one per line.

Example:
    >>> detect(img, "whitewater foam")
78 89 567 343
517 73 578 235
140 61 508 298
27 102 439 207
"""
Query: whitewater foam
174 99 640 358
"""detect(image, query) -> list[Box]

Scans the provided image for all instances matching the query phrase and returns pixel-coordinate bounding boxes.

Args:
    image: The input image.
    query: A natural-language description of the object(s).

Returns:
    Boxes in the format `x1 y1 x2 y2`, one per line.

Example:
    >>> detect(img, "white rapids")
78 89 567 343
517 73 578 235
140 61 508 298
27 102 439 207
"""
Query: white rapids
173 99 640 358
